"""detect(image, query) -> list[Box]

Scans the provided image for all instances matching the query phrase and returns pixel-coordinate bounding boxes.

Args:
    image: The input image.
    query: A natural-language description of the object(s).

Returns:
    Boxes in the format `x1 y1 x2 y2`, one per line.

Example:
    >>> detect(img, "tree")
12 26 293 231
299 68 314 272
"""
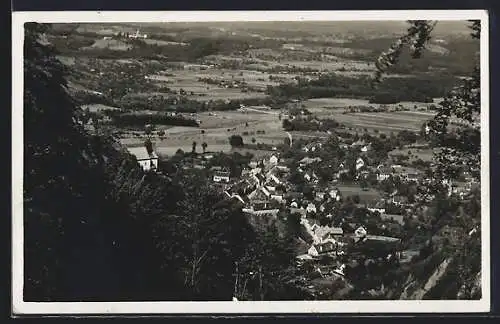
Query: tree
359 179 369 190
286 213 302 237
202 142 208 153
24 23 181 301
144 138 154 155
251 137 256 144
229 135 244 148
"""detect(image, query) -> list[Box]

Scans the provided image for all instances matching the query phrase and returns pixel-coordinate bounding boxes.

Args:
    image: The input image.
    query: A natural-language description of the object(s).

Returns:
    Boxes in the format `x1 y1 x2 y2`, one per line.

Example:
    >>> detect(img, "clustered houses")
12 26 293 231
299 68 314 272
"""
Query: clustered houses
208 129 478 281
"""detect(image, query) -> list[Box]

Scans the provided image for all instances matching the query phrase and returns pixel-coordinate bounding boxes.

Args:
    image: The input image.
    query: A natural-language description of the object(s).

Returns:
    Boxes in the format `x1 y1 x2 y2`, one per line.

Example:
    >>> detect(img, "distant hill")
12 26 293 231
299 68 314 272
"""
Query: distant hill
126 20 474 38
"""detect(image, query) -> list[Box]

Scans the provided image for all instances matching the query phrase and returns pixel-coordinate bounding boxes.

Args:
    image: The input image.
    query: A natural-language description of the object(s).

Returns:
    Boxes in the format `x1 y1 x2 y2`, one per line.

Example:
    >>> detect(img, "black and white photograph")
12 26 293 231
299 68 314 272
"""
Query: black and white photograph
12 10 490 314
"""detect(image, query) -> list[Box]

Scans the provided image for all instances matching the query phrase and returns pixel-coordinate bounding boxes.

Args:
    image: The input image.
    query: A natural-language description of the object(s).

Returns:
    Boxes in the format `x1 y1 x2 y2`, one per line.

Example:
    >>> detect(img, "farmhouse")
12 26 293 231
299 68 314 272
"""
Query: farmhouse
127 146 159 172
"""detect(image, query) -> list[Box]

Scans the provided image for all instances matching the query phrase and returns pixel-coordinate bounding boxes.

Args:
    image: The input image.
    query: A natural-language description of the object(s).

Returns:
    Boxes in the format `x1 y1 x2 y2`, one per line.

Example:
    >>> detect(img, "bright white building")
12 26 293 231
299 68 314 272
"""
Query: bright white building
127 146 159 172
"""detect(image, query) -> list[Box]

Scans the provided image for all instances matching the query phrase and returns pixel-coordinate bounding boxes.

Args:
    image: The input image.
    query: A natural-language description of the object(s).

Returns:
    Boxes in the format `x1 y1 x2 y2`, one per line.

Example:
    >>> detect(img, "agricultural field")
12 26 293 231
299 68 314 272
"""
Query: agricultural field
389 147 435 162
335 184 383 203
301 98 439 133
330 111 435 132
49 22 475 158
119 109 288 157
82 38 133 51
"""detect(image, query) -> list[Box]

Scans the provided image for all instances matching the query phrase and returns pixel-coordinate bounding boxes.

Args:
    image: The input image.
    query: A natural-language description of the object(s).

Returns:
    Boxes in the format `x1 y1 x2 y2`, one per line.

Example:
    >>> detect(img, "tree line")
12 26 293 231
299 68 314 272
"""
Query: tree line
111 113 200 128
267 73 459 104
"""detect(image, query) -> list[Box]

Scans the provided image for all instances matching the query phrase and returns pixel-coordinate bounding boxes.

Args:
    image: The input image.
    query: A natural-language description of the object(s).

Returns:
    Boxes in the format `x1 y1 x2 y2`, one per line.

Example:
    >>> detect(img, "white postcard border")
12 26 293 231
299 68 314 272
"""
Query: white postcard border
12 10 490 314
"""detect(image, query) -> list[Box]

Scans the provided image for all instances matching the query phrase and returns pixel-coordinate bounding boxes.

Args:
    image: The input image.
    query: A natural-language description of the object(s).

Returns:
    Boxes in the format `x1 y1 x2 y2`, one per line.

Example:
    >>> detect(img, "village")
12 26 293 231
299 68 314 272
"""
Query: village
125 121 479 297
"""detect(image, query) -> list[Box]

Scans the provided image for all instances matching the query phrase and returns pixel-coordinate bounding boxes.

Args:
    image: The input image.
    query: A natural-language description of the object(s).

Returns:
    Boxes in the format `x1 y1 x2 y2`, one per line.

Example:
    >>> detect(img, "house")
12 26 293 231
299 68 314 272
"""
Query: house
276 164 290 172
365 235 400 243
127 146 159 172
366 200 386 214
260 186 271 198
360 144 371 153
304 172 319 183
381 214 405 226
354 226 367 238
355 157 365 170
213 171 230 183
270 191 285 203
265 185 276 193
333 264 346 276
302 143 318 153
225 192 247 205
306 203 317 214
351 139 366 147
376 166 392 181
128 29 148 39
394 167 421 182
269 155 279 165
243 207 280 217
202 153 214 160
390 195 409 206
296 254 314 262
251 167 263 176
269 174 282 185
308 241 336 257
328 188 341 201
299 157 322 167
331 227 344 237
368 207 386 214
311 224 343 243
404 171 420 182
315 191 326 201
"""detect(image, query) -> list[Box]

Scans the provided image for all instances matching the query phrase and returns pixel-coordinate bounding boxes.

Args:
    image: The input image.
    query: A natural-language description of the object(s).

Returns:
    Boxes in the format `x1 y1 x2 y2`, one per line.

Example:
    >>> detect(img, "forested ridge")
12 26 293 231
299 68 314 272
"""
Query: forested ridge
23 23 301 302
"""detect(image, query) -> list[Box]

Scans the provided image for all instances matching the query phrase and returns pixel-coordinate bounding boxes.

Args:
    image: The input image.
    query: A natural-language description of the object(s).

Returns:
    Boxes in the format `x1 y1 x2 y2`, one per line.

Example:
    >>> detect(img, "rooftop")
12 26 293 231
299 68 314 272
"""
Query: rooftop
127 146 158 161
